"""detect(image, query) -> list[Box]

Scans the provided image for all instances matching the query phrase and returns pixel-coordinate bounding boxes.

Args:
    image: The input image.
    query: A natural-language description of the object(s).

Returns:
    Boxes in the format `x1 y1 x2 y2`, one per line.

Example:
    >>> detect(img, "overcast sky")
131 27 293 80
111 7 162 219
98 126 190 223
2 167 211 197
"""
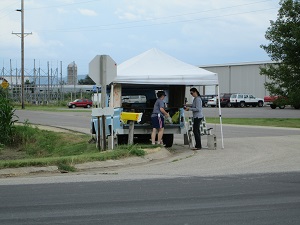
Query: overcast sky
0 0 279 76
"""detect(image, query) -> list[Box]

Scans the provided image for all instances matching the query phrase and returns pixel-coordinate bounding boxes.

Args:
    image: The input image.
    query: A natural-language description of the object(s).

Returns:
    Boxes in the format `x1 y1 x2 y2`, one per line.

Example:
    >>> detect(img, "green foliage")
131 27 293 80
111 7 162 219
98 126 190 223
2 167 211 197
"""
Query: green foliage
78 75 96 85
119 145 146 156
0 86 6 97
57 162 76 172
12 124 96 157
0 88 18 145
0 125 147 170
260 0 300 108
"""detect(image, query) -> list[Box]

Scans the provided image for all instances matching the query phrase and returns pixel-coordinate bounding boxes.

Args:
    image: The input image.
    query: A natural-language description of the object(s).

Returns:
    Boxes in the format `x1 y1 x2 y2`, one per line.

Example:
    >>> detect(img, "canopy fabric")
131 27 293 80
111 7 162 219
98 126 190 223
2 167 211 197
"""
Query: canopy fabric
114 48 218 85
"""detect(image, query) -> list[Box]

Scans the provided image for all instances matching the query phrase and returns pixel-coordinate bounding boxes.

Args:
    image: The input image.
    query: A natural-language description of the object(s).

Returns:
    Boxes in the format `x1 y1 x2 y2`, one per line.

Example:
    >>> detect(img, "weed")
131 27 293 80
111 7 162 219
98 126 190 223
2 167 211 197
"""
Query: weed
57 162 76 172
0 89 18 145
0 126 149 170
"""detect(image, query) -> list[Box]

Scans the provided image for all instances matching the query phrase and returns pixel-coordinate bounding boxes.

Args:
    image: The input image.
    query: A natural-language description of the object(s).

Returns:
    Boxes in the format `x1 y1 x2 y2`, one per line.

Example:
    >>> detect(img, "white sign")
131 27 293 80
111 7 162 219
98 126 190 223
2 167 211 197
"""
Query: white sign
92 107 114 117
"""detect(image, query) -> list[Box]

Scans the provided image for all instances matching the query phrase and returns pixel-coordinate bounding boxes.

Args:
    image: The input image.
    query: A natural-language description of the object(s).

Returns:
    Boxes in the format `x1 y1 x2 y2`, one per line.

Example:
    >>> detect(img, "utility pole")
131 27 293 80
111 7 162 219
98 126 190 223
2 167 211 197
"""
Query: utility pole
73 61 76 99
12 0 32 109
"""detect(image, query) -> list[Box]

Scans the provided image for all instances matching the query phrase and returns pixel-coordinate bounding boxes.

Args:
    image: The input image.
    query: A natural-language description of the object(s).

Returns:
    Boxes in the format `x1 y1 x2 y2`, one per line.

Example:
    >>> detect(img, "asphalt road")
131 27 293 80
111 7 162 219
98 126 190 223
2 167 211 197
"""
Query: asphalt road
15 109 92 134
1 173 300 225
14 107 300 139
2 107 299 225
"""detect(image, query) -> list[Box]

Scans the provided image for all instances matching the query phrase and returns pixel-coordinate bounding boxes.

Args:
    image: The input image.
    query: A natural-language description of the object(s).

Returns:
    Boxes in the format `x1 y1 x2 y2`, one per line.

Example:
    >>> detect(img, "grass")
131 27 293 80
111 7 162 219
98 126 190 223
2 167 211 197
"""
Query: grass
0 124 154 171
206 118 300 129
0 148 147 171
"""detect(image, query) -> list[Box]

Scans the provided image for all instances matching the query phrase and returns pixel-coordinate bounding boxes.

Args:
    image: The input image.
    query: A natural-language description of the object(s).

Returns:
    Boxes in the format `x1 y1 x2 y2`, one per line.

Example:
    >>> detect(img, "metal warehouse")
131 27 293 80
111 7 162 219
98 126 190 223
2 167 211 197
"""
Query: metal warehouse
198 61 274 99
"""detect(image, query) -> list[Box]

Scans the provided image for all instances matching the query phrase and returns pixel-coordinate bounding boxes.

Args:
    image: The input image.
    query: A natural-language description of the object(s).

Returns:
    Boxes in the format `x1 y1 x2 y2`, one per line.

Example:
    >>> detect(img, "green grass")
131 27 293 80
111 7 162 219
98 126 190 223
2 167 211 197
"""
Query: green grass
0 148 147 170
206 118 300 129
0 124 150 171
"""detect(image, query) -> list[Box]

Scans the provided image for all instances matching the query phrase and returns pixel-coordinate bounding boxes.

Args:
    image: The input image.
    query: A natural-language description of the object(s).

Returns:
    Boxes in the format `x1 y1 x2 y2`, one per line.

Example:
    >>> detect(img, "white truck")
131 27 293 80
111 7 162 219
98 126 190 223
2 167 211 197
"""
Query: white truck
230 93 264 107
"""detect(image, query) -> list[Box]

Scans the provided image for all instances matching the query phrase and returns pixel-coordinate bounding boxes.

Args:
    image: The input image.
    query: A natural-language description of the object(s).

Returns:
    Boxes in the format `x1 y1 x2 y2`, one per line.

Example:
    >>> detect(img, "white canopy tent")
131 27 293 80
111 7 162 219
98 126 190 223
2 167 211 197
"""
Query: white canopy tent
115 48 218 85
114 48 224 148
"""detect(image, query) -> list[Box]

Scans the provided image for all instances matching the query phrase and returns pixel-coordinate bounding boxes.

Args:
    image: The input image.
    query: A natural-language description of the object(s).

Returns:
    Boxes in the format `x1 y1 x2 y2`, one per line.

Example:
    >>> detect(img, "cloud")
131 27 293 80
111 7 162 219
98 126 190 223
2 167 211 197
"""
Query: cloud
57 8 69 14
0 0 279 75
78 8 97 17
154 38 181 49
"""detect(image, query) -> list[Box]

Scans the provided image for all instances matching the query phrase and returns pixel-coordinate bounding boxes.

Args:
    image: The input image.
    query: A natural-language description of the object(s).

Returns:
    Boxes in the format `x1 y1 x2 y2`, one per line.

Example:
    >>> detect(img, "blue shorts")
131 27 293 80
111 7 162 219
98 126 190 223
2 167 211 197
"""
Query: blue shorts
151 115 165 129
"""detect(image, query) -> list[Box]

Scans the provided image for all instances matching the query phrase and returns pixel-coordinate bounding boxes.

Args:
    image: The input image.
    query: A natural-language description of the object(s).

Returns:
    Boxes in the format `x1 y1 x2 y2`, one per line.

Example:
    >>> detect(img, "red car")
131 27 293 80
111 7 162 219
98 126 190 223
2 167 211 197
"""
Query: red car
68 99 92 108
264 96 286 109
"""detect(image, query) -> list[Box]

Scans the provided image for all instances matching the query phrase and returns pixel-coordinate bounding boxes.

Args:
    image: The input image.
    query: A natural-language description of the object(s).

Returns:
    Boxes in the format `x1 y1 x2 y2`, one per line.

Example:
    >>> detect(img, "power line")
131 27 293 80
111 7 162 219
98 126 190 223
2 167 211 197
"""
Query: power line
0 0 20 19
0 0 99 19
0 0 19 13
35 6 279 33
26 0 102 10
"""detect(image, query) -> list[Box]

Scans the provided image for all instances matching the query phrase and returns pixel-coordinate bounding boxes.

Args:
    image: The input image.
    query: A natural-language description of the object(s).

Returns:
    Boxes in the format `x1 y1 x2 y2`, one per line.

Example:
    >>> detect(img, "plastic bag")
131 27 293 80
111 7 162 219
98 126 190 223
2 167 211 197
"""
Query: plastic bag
171 111 180 124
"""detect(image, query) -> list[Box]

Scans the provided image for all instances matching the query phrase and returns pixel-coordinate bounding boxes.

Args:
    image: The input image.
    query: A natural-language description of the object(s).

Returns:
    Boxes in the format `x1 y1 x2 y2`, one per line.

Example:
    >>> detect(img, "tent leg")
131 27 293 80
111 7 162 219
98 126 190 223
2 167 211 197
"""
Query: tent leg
217 85 224 149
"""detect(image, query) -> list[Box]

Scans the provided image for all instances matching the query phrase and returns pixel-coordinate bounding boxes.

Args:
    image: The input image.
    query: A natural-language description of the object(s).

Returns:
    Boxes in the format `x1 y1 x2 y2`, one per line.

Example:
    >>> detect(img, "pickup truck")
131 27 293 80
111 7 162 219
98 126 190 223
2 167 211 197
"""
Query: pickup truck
264 96 286 109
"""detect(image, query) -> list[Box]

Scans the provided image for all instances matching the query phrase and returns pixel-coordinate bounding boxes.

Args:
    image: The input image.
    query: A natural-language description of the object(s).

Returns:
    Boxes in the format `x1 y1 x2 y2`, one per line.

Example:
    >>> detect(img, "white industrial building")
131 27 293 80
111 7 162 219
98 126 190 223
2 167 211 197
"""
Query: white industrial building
198 61 274 98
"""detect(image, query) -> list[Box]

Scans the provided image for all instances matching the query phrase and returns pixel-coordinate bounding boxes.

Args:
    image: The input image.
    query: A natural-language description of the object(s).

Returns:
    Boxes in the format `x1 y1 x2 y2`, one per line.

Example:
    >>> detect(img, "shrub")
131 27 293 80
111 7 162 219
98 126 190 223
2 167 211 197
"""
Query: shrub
0 88 18 145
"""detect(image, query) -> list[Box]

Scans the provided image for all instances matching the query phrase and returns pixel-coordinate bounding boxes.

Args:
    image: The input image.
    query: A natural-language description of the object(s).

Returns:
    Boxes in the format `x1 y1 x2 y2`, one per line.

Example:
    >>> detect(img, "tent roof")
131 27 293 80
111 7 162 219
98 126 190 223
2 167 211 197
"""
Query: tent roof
114 48 218 86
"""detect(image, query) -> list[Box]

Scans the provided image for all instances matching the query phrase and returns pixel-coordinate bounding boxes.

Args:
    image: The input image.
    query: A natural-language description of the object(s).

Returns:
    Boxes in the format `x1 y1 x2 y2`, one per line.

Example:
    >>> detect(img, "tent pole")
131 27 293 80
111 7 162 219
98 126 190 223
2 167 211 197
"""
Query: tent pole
217 85 224 149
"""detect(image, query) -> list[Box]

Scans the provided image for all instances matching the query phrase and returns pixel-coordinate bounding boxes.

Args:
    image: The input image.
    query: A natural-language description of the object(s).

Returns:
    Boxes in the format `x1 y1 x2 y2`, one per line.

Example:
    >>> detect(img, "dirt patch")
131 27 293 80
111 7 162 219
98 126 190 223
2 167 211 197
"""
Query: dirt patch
0 147 27 160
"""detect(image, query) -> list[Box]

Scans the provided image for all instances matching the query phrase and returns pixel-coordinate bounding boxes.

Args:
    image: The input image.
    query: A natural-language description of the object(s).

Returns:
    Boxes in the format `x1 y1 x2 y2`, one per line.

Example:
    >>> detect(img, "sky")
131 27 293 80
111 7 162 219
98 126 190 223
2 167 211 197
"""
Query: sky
0 0 280 76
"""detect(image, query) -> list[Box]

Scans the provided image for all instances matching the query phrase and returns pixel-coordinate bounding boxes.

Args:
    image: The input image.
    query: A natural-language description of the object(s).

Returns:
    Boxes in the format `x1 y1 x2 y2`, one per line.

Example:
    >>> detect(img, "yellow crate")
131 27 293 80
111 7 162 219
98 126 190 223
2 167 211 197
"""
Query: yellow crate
120 112 143 123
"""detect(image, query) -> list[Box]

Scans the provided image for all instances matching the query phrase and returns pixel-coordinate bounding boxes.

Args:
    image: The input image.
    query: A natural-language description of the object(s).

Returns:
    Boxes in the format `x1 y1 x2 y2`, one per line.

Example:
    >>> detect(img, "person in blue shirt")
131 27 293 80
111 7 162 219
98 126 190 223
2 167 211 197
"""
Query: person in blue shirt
185 87 203 150
151 91 169 145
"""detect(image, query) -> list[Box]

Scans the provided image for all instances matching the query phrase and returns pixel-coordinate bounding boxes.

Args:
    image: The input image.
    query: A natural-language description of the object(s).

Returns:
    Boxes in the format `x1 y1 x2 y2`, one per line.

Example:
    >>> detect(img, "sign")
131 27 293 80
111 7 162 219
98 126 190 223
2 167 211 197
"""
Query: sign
92 107 114 117
1 81 9 89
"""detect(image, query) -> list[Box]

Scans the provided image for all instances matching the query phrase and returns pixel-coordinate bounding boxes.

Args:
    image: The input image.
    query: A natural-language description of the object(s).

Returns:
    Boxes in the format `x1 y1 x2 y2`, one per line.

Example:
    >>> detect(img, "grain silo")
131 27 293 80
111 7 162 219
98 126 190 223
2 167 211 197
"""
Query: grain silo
67 61 77 85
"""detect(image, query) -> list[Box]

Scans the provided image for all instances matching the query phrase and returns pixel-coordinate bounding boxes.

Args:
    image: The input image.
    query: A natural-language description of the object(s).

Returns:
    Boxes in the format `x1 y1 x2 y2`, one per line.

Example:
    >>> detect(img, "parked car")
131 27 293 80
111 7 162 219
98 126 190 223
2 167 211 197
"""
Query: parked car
122 95 147 103
220 93 235 107
264 96 286 109
230 93 264 107
264 95 300 109
207 96 218 107
201 94 217 107
68 99 93 108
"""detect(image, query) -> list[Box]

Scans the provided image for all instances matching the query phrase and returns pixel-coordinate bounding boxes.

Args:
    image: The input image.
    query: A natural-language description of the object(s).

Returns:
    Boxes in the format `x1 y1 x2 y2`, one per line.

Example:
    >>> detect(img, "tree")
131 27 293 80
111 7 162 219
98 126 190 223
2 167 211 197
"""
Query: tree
78 75 96 85
260 0 300 109
25 79 35 93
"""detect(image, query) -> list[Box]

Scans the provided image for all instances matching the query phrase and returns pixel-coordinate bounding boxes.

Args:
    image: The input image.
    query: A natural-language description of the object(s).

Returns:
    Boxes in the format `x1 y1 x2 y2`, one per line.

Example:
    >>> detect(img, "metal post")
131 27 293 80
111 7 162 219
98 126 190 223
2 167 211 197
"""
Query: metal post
34 59 36 104
60 61 63 102
102 115 106 151
47 61 49 104
10 59 12 86
97 116 101 151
